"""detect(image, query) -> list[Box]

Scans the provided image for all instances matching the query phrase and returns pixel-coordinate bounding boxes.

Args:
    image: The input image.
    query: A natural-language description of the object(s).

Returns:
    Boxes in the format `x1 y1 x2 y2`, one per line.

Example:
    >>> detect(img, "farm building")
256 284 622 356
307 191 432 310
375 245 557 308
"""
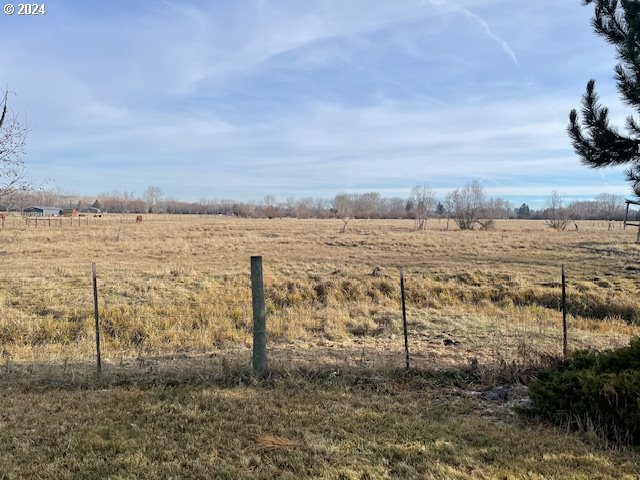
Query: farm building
23 206 63 217
81 206 103 216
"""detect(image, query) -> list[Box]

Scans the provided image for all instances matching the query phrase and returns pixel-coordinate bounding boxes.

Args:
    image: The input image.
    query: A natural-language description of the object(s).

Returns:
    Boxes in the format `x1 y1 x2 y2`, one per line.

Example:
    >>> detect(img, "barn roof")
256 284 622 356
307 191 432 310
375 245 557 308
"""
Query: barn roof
23 206 63 212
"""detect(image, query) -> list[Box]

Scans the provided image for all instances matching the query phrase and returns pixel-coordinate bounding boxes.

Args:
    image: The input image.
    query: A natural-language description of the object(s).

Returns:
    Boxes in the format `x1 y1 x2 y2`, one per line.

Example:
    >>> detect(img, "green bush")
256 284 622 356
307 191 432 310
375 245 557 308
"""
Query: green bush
526 338 640 444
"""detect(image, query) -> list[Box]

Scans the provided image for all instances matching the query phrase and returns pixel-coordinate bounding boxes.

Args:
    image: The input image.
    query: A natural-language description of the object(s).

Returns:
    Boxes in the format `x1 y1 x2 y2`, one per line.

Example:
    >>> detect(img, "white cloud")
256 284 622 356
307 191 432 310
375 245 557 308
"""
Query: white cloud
0 0 630 200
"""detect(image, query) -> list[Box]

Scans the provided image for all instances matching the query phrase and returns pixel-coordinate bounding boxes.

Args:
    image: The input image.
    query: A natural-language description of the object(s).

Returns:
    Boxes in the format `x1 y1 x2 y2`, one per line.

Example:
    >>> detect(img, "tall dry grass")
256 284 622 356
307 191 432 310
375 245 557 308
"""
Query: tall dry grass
0 215 638 369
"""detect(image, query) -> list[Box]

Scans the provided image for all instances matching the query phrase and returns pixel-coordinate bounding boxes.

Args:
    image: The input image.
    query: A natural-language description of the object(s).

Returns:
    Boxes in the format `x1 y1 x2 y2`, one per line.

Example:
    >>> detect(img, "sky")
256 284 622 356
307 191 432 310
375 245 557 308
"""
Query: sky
0 0 635 206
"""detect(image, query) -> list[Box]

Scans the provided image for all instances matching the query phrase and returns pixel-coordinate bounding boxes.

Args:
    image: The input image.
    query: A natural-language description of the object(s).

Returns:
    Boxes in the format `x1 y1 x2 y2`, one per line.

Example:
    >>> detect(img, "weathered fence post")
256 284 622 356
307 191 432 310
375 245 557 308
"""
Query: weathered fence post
92 262 102 376
251 256 267 377
400 268 410 369
561 264 568 359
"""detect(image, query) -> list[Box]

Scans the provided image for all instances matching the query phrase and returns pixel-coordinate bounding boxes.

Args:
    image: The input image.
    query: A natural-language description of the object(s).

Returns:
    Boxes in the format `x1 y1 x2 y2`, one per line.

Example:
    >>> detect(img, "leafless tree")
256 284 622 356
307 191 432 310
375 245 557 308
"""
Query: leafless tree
0 91 30 199
544 191 571 230
115 214 129 242
446 180 487 230
143 185 164 213
595 193 623 230
383 197 406 218
353 192 381 219
410 184 437 231
332 194 349 217
443 192 455 231
294 197 315 218
485 198 514 220
332 194 352 232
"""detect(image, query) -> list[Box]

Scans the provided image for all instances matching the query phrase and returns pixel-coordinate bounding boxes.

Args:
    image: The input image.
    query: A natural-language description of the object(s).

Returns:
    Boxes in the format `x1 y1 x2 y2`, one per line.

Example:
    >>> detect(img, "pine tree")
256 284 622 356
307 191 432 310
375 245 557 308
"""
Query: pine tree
517 203 531 219
568 0 640 194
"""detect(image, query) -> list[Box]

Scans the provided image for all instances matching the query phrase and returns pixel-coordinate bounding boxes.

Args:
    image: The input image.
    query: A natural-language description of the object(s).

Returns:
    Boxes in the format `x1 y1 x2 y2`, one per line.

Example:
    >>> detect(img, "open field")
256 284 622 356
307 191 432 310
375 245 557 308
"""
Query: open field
1 215 640 478
0 215 638 367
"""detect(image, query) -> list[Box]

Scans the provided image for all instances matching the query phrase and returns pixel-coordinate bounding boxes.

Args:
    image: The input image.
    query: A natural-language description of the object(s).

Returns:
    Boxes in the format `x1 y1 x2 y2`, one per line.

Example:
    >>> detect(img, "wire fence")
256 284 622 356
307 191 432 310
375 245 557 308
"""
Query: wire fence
0 258 637 381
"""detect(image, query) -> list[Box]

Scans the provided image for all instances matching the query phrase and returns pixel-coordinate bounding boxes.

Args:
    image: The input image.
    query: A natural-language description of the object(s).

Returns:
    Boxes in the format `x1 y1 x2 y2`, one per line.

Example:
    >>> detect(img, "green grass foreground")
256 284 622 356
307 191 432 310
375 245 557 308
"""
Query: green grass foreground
0 383 638 479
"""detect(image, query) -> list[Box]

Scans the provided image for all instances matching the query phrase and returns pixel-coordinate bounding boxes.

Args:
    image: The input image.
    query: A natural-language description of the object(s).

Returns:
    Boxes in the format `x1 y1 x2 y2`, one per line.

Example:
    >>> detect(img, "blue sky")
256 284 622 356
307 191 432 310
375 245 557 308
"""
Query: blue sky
0 0 634 206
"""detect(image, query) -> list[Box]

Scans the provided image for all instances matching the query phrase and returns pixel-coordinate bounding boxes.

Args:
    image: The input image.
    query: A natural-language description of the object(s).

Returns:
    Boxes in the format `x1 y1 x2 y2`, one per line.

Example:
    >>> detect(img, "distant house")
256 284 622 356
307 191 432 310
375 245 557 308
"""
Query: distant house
81 206 103 217
23 206 63 217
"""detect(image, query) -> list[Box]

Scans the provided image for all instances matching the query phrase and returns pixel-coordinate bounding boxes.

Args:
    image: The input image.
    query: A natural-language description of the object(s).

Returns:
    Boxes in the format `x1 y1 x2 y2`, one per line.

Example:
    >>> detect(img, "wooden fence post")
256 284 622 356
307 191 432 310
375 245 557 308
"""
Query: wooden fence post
562 264 568 359
92 262 102 376
400 268 410 370
624 202 630 229
251 256 267 377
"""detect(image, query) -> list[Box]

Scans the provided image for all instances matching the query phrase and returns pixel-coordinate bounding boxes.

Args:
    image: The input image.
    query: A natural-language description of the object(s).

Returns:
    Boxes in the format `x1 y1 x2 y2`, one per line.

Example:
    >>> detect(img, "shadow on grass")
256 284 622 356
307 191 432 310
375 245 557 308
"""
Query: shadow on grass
0 350 561 393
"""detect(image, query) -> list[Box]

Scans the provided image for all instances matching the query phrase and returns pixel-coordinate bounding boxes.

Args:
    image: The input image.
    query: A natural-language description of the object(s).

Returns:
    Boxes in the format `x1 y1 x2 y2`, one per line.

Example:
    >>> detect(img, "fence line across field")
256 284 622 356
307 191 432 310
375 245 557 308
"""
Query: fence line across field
77 256 582 379
0 255 631 382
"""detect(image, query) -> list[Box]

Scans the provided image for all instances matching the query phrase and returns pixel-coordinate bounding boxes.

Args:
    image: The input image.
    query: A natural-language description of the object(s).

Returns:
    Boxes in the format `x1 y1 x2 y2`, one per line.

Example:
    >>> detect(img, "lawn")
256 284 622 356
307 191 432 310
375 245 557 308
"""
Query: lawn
1 380 638 479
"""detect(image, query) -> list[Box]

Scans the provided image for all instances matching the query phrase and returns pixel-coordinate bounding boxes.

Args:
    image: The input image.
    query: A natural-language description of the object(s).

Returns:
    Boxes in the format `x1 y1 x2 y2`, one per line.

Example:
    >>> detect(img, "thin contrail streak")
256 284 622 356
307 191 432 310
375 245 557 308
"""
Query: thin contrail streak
424 0 519 67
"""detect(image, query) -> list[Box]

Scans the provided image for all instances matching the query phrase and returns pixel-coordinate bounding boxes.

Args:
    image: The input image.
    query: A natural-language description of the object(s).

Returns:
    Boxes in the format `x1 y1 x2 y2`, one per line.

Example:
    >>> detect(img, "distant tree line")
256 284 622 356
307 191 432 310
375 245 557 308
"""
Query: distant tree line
1 183 636 224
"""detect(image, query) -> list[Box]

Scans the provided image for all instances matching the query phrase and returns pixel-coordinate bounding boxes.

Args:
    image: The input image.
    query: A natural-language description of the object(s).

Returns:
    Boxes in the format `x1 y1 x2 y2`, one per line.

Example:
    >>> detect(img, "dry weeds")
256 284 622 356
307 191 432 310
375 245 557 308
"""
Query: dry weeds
1 216 639 478
0 216 638 372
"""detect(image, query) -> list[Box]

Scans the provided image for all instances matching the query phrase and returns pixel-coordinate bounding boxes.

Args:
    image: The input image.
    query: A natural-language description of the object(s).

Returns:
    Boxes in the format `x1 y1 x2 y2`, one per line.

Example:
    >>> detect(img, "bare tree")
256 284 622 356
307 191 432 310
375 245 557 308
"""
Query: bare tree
332 193 351 232
544 191 571 230
446 180 487 230
410 184 436 231
595 193 623 230
263 195 276 207
143 185 164 213
443 192 455 231
353 192 381 219
294 197 314 218
0 91 30 199
383 197 407 218
115 214 128 242
485 197 514 220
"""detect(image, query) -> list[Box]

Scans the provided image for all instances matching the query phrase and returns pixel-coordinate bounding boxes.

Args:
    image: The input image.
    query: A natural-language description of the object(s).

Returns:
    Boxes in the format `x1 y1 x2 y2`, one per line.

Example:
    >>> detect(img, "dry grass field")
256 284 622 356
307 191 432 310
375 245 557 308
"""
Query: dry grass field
0 215 638 366
1 215 639 478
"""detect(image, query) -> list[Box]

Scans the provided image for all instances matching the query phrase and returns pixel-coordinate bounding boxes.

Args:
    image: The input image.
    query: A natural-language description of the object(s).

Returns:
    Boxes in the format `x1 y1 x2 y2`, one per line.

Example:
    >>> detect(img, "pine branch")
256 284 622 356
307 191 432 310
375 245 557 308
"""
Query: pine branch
569 1 640 194
570 80 640 168
626 116 640 136
584 0 628 45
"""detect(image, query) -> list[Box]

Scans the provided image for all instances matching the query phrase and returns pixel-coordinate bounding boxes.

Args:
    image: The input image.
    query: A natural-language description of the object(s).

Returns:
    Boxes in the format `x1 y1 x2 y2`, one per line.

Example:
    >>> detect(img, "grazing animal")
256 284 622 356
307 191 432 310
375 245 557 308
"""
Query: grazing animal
135 215 143 223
